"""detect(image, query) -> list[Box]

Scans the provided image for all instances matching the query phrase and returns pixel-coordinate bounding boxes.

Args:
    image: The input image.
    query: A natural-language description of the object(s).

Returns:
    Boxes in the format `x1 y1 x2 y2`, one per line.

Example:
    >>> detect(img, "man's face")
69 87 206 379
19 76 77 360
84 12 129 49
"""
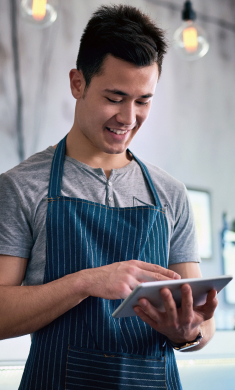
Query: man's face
72 55 159 155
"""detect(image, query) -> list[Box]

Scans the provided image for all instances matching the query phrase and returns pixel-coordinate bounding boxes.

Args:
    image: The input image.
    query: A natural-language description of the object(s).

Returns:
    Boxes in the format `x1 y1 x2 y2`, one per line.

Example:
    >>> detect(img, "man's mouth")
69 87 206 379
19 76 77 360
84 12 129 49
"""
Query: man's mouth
106 127 128 135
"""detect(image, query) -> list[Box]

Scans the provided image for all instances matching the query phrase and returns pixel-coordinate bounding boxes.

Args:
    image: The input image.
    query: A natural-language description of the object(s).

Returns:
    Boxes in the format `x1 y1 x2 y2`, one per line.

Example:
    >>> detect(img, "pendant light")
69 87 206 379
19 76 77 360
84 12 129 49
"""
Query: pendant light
21 0 57 28
173 1 209 61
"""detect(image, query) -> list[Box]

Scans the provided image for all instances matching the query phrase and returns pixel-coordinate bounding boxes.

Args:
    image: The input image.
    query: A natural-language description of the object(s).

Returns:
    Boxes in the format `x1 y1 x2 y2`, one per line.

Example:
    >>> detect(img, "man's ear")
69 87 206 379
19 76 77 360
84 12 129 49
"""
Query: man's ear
69 69 86 99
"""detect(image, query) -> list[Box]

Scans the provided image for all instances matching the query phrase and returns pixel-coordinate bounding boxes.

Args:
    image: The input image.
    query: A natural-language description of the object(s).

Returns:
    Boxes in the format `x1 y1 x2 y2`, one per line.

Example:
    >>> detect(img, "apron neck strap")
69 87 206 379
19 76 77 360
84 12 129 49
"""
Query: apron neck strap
128 150 163 208
48 136 162 208
48 134 67 198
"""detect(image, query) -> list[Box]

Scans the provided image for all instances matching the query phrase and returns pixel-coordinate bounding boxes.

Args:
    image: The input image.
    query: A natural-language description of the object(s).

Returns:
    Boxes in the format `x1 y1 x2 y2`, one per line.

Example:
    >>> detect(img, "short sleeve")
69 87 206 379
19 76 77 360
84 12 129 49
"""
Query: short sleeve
168 186 201 265
0 173 33 258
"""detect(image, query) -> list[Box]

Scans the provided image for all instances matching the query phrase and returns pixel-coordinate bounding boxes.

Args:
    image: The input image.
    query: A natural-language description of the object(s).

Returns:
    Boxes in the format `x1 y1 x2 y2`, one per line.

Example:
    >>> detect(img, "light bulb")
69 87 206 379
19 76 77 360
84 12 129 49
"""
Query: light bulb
183 25 198 52
174 20 209 60
173 1 209 61
21 0 57 28
32 0 47 21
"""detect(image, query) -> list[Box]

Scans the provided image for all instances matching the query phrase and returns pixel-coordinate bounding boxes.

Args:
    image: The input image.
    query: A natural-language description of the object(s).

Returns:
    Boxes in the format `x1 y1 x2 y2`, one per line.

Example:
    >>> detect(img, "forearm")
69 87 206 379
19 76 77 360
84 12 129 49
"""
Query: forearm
0 272 88 340
0 259 181 340
181 317 216 352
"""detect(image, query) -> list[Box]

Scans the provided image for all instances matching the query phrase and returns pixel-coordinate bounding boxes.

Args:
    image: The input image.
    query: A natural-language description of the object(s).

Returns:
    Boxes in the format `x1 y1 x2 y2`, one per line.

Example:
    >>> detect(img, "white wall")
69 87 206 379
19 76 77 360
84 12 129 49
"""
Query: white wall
0 0 235 310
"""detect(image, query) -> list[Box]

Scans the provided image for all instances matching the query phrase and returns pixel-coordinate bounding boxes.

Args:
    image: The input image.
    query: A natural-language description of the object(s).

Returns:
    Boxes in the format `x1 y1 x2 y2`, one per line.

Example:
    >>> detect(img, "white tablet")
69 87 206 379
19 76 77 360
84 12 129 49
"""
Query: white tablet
112 275 233 318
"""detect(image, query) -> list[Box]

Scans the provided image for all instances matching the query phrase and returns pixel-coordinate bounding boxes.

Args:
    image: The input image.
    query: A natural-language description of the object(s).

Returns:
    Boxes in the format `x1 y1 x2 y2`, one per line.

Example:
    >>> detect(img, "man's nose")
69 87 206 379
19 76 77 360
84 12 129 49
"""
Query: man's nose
116 104 136 127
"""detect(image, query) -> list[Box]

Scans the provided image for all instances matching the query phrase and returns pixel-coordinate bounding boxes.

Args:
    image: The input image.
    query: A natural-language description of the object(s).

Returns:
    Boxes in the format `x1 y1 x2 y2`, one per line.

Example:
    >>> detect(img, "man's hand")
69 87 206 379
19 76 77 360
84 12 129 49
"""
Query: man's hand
78 260 181 300
133 283 218 345
0 256 180 340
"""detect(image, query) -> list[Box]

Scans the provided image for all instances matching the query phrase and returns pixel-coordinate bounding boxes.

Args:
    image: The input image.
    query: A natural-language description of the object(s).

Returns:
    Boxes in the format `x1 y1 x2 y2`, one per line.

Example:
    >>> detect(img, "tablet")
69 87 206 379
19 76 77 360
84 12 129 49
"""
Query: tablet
112 275 233 318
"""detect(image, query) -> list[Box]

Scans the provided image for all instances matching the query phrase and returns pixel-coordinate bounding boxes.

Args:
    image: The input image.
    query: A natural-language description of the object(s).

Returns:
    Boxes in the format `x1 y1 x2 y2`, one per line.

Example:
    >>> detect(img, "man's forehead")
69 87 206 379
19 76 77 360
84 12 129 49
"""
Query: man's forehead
98 55 158 77
91 56 159 95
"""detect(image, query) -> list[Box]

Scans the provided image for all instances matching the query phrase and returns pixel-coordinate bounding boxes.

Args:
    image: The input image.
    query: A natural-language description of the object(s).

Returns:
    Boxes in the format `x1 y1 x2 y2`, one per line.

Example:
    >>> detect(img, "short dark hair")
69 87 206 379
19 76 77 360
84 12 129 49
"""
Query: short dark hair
76 5 168 87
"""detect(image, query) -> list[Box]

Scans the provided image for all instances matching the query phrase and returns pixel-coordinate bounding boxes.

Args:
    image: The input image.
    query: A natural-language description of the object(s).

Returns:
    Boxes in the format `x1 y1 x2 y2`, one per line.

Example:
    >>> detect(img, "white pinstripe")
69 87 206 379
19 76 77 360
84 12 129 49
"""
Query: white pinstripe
51 299 62 386
67 362 164 374
45 316 56 387
66 384 112 390
90 205 96 268
100 206 107 262
50 201 54 281
67 368 165 381
102 298 106 351
123 317 134 354
67 364 165 380
99 205 108 351
129 316 139 354
117 318 128 352
112 208 120 261
66 375 166 388
106 208 113 264
95 204 102 266
59 314 66 387
118 208 125 262
128 222 140 354
66 384 165 390
133 207 138 256
159 215 164 269
79 201 84 271
138 208 144 257
40 326 50 389
84 202 90 270
69 199 72 274
68 353 165 368
74 201 78 346
124 210 132 260
111 307 118 351
34 329 44 389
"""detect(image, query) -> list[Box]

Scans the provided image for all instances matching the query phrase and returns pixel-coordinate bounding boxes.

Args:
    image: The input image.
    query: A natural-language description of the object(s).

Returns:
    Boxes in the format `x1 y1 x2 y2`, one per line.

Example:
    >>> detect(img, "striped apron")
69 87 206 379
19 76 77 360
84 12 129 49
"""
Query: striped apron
19 135 182 390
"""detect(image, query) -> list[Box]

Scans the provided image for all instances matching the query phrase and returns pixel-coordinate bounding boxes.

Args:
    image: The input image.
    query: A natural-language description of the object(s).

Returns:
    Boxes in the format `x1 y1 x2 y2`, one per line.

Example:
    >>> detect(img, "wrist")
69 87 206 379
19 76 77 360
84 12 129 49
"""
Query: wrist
167 326 201 345
167 329 203 351
66 271 89 302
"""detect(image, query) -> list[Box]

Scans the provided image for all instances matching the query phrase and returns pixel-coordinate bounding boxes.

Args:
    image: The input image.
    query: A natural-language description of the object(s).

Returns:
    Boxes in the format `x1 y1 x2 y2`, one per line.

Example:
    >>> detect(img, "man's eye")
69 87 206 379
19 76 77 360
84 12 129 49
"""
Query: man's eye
107 98 122 103
137 101 149 106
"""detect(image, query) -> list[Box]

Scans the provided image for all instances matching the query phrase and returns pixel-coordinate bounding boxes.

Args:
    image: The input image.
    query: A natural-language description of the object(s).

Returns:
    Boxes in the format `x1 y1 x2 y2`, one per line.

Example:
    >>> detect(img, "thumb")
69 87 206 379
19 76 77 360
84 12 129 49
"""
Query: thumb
194 289 218 321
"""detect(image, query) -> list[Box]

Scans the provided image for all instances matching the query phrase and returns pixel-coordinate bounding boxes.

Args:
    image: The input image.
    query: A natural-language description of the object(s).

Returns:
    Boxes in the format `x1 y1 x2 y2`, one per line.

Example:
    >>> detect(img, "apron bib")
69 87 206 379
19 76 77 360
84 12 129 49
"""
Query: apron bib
19 135 182 390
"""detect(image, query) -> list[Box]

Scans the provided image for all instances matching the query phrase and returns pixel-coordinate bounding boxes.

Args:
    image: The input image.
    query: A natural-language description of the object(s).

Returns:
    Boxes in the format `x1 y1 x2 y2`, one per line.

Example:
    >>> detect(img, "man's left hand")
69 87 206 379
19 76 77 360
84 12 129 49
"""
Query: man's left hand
133 284 218 344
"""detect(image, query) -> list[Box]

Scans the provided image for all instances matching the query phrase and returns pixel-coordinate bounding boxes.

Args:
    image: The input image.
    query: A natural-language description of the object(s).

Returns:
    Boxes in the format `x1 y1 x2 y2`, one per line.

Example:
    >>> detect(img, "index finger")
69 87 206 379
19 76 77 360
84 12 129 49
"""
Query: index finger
133 260 181 280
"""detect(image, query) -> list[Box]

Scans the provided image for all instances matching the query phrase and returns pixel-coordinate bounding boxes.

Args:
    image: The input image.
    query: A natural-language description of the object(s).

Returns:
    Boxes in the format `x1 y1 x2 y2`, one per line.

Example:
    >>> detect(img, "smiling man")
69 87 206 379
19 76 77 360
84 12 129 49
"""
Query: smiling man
0 5 217 390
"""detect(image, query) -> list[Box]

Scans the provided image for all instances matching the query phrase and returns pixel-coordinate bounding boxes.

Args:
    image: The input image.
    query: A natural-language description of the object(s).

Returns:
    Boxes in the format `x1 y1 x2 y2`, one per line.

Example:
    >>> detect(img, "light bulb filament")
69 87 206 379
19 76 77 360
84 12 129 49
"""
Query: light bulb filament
32 0 47 21
183 27 198 53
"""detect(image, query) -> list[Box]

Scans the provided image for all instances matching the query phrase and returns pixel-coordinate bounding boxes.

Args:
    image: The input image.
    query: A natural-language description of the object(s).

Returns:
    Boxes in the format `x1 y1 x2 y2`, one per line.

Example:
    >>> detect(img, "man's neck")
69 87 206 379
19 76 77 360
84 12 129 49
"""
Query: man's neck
61 129 132 179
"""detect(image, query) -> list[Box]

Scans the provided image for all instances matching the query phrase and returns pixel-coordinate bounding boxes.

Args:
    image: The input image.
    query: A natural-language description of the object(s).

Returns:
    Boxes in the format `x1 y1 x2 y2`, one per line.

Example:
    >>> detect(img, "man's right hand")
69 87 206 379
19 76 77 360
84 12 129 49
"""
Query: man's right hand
0 256 180 340
78 260 181 300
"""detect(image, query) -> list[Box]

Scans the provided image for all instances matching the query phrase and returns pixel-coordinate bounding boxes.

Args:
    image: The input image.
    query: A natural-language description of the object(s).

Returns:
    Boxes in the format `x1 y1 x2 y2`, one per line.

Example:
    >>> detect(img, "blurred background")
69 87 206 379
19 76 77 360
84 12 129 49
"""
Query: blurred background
0 0 235 388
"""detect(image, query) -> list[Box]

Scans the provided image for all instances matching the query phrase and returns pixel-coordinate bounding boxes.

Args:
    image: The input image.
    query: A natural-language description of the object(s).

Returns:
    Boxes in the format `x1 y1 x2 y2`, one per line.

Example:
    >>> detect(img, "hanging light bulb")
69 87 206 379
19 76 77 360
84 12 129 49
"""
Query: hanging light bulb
173 1 209 61
21 0 57 28
32 0 47 21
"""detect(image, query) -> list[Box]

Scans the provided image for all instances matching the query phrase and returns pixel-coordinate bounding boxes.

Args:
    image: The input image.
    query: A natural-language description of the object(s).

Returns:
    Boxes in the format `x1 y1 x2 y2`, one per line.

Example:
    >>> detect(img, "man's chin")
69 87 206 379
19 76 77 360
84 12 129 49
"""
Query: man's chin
102 145 127 155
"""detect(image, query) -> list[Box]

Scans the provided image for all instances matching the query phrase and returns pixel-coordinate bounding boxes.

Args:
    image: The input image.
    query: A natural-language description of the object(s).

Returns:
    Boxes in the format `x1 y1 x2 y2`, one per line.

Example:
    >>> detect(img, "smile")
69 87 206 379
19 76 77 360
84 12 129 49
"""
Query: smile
106 127 128 135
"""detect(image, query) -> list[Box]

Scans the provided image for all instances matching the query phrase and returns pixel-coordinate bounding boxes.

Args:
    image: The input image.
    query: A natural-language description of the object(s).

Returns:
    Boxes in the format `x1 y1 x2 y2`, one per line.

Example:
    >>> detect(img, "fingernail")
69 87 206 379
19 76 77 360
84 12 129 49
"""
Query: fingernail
161 289 169 298
174 273 181 279
134 307 140 314
139 300 147 308
182 285 189 293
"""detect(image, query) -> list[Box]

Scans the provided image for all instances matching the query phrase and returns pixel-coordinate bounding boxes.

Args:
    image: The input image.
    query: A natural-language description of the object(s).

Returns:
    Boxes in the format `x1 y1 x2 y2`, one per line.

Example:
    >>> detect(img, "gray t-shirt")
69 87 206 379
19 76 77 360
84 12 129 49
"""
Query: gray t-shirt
0 146 200 286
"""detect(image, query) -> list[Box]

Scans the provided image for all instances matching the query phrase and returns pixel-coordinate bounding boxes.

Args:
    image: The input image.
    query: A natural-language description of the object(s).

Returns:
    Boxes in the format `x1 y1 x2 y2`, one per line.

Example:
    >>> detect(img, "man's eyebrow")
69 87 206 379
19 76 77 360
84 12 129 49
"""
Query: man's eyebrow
103 89 153 98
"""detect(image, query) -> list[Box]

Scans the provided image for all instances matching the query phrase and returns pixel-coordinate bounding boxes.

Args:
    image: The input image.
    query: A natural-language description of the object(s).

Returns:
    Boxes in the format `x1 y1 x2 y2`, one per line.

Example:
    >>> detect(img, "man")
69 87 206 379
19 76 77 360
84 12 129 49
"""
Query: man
0 4 217 390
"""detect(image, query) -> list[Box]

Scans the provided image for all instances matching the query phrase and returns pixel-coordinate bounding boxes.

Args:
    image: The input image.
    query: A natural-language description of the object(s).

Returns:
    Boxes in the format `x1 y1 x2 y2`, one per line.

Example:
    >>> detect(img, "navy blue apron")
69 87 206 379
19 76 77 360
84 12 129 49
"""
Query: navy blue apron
19 135 182 390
